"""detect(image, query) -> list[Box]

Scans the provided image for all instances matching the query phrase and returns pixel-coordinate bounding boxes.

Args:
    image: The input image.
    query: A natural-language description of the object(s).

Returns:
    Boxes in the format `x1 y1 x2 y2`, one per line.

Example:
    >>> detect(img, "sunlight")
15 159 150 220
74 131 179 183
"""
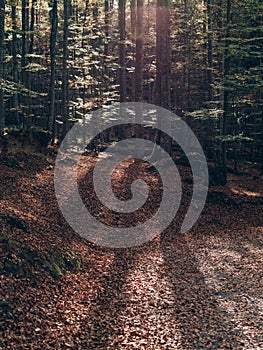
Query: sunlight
125 250 183 347
230 187 262 197
192 235 263 348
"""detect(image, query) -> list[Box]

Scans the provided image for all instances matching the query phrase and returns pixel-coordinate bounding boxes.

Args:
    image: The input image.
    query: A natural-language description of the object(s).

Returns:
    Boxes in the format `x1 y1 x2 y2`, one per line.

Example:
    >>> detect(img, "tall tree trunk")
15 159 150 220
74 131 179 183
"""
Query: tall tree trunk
29 0 36 54
182 0 190 110
222 0 231 166
0 0 5 135
11 3 19 125
104 0 109 77
156 0 170 109
206 0 213 102
21 0 30 127
118 0 126 102
130 0 136 100
216 0 223 103
48 0 58 133
27 0 37 118
62 0 69 138
217 0 223 73
135 0 143 102
156 0 171 154
22 0 29 85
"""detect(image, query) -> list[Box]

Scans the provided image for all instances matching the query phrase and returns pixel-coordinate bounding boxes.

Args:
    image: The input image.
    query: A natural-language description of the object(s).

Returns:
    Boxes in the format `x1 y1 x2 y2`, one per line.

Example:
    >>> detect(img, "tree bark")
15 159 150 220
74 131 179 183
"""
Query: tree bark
27 0 37 118
48 0 58 133
135 0 143 102
104 0 109 79
0 0 5 135
21 0 30 126
62 0 69 138
130 0 136 100
156 0 171 154
206 0 213 102
222 0 231 166
156 0 170 109
118 0 126 102
11 3 19 125
21 0 29 86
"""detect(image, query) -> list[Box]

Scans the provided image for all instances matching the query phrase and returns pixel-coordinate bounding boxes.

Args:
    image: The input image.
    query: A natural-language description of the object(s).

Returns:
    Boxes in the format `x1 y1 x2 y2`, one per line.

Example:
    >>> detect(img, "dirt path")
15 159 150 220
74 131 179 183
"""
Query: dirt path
0 152 262 349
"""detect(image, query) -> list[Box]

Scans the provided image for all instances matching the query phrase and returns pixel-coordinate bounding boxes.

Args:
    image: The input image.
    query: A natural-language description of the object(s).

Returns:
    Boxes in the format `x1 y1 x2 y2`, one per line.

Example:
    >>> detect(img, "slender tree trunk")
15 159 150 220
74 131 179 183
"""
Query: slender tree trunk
135 0 143 102
131 0 136 39
22 0 30 127
217 0 223 74
22 0 29 86
62 0 69 138
48 0 58 133
11 3 19 125
104 0 109 78
118 0 126 102
156 0 171 154
27 0 37 117
156 0 170 109
206 0 213 101
222 0 231 166
133 0 144 155
29 0 36 55
130 0 136 100
182 0 190 110
0 0 5 135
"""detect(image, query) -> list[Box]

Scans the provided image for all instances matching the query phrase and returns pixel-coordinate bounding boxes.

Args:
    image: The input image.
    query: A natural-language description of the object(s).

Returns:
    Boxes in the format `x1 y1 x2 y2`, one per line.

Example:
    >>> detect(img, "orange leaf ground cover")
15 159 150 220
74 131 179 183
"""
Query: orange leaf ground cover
0 151 262 349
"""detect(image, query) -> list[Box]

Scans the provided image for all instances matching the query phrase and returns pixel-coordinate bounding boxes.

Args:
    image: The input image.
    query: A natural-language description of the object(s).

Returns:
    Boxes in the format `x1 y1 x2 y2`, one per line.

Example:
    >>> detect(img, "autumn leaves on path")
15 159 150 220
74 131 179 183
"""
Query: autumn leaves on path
0 152 263 349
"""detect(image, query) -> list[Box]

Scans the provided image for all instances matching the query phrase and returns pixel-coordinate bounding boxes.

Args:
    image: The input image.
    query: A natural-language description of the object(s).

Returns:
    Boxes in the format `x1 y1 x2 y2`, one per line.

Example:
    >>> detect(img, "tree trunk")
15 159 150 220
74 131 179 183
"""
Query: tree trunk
130 0 136 100
29 0 36 54
27 0 37 118
21 0 29 84
62 0 69 138
135 0 143 102
118 0 126 102
21 0 30 126
11 3 19 125
156 0 170 109
156 0 171 154
0 0 5 135
222 0 231 166
217 0 223 75
48 0 58 133
104 0 109 79
206 0 213 102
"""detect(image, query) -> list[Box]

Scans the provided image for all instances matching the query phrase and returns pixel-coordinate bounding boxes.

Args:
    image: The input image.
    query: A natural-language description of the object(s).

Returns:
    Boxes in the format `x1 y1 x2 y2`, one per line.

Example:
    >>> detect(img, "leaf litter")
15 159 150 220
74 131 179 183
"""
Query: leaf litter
0 151 262 349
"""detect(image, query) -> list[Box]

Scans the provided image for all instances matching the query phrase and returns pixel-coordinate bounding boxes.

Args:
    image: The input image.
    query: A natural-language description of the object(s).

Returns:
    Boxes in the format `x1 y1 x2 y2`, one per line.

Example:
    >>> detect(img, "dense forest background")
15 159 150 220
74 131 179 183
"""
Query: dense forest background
0 0 262 171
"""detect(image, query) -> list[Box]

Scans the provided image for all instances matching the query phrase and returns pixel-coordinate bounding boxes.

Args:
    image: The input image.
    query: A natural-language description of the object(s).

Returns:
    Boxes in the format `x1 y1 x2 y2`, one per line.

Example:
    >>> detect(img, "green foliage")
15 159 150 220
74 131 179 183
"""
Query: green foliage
1 80 47 97
0 234 15 252
0 0 261 162
43 259 64 279
44 247 81 279
216 134 253 142
65 248 82 270
0 227 81 279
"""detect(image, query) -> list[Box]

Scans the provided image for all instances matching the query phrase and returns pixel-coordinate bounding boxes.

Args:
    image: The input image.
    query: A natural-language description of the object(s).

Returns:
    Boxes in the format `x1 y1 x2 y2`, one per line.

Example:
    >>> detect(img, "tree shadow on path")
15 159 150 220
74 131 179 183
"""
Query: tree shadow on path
161 231 242 349
160 189 263 350
76 248 138 349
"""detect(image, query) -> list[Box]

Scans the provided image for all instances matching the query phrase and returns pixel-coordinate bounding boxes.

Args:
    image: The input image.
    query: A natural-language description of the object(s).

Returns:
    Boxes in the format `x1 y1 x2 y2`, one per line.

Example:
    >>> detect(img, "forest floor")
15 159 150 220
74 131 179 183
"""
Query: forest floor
0 148 263 349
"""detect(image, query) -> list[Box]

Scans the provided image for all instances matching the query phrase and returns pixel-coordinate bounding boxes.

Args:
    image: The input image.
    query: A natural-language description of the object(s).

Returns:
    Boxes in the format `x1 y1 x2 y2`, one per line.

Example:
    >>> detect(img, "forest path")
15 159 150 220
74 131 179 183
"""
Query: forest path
0 151 262 349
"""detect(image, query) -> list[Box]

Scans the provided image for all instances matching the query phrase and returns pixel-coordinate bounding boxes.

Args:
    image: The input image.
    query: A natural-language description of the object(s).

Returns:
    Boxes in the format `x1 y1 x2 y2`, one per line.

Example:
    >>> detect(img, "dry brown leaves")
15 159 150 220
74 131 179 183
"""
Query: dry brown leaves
0 151 262 349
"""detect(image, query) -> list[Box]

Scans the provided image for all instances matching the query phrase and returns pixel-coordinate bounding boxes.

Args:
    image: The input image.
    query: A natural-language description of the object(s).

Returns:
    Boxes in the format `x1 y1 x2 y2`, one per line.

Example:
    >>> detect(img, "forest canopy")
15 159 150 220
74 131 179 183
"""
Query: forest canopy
0 0 262 167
